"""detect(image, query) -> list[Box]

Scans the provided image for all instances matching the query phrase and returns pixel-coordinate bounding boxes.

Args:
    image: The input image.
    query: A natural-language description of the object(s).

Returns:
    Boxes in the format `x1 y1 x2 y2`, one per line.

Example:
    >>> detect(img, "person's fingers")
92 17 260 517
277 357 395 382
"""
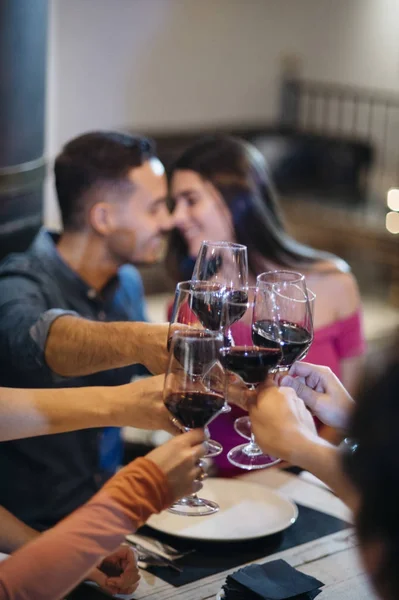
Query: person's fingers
287 361 315 377
87 567 108 589
279 375 319 410
164 415 183 435
191 443 207 463
288 362 331 392
180 428 206 447
193 464 206 482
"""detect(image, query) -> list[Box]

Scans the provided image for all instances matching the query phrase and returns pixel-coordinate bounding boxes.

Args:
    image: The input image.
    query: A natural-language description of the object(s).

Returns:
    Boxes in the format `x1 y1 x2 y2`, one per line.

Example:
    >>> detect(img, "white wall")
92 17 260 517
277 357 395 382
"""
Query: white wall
45 0 399 227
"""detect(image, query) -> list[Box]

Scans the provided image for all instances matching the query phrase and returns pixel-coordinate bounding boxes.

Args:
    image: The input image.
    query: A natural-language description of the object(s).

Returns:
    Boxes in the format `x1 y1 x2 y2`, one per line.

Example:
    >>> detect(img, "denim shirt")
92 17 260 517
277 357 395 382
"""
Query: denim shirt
0 229 148 530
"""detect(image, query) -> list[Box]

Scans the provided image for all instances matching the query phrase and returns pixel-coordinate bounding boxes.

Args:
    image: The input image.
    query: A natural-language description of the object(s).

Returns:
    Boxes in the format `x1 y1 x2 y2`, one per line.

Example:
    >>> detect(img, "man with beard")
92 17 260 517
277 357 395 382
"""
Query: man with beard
0 132 174 591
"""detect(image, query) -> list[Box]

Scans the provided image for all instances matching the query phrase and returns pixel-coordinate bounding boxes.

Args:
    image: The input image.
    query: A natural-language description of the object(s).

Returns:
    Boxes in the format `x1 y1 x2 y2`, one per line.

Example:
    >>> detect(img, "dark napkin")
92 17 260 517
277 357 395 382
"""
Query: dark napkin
140 503 350 586
65 582 111 599
222 559 323 599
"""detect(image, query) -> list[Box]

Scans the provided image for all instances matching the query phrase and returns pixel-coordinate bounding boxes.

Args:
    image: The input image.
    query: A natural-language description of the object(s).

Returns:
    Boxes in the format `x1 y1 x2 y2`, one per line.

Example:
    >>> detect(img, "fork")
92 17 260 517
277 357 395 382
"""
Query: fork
129 542 183 572
128 533 194 559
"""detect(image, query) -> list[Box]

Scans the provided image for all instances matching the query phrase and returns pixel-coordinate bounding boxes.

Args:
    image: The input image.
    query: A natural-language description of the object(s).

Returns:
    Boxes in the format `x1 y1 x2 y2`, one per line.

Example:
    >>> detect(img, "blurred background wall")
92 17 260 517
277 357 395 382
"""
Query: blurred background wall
44 0 399 228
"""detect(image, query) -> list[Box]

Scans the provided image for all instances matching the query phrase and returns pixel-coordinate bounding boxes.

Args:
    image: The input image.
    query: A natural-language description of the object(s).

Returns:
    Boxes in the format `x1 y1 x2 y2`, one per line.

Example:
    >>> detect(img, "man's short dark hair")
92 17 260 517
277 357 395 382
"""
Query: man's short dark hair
54 131 155 230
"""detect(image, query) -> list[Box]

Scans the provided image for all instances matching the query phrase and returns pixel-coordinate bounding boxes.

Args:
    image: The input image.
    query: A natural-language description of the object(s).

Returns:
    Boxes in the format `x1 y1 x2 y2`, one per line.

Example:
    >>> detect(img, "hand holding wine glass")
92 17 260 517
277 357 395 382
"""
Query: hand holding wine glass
164 330 225 516
280 362 354 431
191 240 250 416
168 280 228 455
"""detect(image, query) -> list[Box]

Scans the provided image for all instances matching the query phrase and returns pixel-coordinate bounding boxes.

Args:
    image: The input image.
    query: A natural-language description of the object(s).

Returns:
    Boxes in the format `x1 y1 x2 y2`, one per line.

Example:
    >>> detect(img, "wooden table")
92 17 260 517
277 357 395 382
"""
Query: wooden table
134 469 377 600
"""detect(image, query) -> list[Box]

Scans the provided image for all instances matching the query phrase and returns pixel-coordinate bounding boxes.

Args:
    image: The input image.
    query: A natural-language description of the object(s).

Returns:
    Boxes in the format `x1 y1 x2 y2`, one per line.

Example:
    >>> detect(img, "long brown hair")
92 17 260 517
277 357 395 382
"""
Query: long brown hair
166 135 348 281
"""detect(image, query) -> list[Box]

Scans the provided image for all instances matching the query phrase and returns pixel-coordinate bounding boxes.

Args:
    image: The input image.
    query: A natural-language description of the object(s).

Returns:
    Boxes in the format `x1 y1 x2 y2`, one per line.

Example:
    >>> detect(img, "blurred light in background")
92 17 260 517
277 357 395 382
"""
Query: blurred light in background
385 211 399 234
387 188 399 211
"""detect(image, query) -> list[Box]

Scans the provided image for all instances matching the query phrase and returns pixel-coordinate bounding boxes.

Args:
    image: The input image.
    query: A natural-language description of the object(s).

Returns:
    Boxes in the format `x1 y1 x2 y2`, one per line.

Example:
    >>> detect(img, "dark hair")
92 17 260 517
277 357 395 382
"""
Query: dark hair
54 131 155 230
166 135 348 280
343 346 399 600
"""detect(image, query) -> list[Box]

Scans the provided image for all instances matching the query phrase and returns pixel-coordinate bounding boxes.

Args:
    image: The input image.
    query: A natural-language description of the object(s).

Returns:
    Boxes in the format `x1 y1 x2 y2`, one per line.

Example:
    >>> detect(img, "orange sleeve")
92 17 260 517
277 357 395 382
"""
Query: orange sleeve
0 458 171 600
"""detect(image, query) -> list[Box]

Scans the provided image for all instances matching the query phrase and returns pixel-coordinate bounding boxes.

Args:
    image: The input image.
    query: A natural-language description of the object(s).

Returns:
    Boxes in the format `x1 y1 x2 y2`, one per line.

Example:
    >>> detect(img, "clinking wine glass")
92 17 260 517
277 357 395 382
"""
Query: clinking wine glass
235 272 315 440
164 330 225 516
255 273 314 372
169 278 247 416
219 287 282 470
168 280 226 338
192 240 250 415
167 280 228 455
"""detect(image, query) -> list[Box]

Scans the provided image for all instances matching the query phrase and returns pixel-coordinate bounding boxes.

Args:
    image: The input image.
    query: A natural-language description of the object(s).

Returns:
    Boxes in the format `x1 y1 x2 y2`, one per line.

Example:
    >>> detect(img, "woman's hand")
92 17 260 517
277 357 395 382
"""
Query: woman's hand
147 429 206 501
250 383 317 463
280 362 354 431
88 544 140 596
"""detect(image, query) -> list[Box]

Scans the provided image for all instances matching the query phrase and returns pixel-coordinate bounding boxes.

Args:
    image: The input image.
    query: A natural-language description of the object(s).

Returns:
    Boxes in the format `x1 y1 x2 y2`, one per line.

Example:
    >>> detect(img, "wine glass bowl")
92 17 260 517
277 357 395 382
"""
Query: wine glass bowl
192 241 249 289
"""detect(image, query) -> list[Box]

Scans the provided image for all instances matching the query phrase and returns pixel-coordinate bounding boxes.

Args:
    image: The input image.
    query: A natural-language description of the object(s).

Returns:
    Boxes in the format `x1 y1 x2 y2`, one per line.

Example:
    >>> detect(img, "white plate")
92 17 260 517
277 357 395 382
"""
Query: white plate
147 478 298 542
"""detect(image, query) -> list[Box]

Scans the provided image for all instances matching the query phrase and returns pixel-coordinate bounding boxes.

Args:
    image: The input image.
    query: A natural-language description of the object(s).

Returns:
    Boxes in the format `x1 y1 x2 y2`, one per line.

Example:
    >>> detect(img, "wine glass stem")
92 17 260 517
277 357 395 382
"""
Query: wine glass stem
243 433 264 457
249 432 258 449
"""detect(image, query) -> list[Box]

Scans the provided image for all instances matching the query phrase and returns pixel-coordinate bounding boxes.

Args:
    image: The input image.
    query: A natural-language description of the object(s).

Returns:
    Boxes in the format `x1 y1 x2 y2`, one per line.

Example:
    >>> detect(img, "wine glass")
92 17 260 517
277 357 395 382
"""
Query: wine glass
256 273 314 372
167 280 228 456
164 330 225 516
219 287 282 470
192 241 249 289
192 241 249 415
235 272 315 440
168 280 226 339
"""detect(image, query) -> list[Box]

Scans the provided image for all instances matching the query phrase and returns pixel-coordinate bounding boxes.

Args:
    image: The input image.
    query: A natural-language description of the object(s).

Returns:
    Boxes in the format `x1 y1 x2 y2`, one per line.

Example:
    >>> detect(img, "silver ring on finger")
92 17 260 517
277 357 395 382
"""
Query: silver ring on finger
196 459 208 481
170 416 185 432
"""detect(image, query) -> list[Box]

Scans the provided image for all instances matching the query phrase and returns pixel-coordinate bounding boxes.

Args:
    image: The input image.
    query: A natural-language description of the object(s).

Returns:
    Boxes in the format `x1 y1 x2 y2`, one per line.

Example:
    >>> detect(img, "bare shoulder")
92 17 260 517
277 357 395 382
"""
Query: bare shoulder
308 260 361 319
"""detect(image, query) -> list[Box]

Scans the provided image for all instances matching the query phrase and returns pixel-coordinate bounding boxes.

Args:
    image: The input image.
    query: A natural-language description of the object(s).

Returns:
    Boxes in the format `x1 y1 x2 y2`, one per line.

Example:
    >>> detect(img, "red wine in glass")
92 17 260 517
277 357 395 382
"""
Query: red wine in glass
164 390 225 429
190 283 225 331
219 346 282 386
221 286 282 470
252 319 312 367
191 287 249 331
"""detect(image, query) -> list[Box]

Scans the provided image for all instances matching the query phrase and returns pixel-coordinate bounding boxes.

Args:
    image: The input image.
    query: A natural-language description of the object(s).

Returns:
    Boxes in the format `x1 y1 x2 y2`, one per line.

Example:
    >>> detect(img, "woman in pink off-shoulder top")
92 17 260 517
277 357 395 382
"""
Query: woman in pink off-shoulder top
165 135 365 476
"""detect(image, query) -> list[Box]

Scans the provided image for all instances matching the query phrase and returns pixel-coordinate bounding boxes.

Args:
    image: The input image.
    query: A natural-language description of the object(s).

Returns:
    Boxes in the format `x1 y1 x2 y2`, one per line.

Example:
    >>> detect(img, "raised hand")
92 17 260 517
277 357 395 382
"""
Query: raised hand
146 429 206 501
280 362 354 431
249 383 317 463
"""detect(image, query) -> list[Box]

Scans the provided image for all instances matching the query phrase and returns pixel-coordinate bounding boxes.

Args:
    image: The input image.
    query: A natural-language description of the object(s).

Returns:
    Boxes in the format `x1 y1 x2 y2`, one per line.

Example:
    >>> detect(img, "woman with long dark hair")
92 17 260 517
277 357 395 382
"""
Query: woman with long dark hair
166 135 365 473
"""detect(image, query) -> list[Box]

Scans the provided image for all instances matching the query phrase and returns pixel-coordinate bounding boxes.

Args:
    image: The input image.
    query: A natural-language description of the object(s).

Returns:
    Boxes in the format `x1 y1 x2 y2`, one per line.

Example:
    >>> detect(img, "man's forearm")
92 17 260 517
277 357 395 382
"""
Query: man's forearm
0 377 175 442
292 435 359 511
0 506 39 554
0 386 121 442
45 316 148 377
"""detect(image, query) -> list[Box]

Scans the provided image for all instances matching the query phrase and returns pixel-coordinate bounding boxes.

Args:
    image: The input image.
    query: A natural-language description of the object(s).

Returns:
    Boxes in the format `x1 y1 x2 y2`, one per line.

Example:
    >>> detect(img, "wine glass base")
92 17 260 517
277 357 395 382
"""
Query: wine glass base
234 416 251 440
206 439 223 458
168 496 219 516
227 444 281 470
